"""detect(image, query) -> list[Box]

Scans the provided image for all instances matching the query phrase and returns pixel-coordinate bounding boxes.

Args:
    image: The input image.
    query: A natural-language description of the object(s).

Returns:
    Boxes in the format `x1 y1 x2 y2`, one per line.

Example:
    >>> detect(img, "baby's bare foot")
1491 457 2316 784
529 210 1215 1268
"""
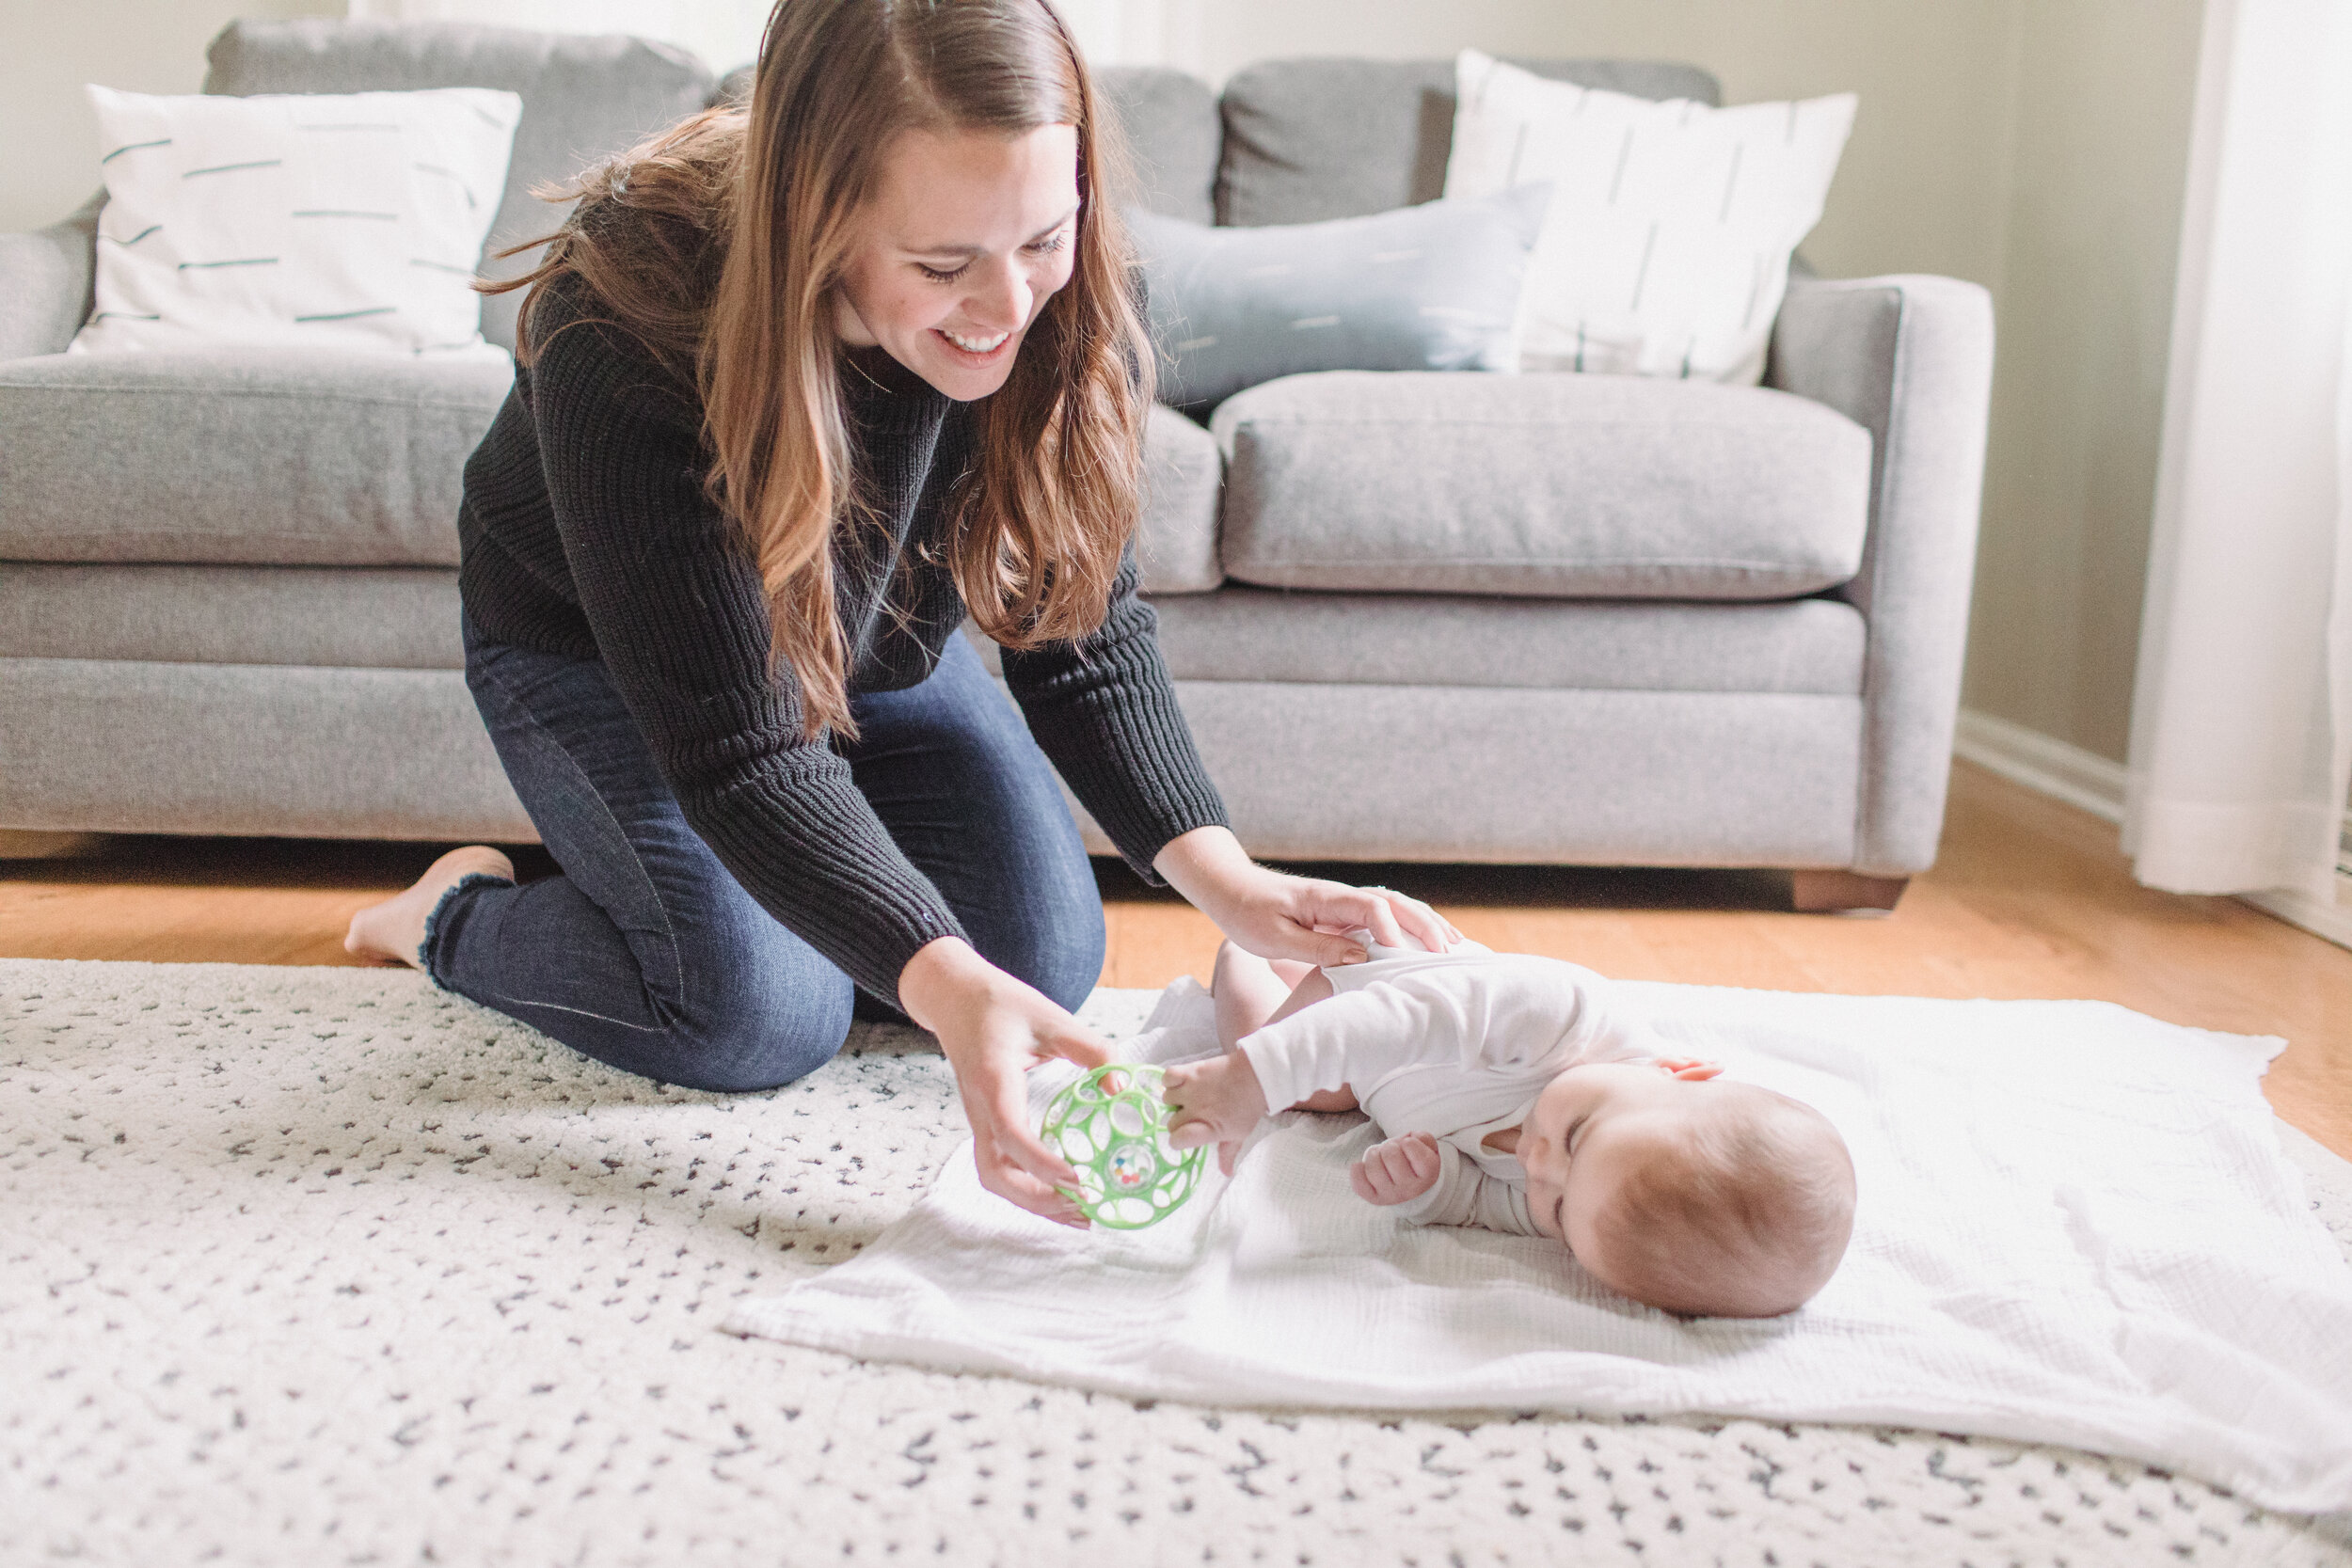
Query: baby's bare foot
344 846 514 969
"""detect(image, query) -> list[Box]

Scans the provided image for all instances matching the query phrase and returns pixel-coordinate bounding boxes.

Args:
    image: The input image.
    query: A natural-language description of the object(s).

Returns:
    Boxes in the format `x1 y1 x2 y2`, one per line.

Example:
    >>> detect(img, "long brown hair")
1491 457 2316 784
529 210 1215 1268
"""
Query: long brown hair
489 0 1152 738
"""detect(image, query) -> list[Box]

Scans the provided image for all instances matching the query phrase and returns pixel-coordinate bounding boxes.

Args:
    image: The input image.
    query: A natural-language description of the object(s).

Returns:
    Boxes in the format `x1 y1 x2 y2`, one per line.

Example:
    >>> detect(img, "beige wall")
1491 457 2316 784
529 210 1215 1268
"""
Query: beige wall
1963 0 2202 762
0 0 342 233
1 0 2201 766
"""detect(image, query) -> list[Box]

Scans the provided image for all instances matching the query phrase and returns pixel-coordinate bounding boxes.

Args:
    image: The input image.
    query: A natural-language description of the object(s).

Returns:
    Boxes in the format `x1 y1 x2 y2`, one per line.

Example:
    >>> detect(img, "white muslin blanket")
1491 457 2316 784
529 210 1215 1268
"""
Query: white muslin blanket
725 982 2352 1514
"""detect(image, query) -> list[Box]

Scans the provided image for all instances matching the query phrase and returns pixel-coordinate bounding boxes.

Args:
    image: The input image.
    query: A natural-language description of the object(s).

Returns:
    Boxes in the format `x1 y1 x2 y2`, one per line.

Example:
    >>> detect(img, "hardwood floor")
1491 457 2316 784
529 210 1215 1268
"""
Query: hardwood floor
5 760 2346 1157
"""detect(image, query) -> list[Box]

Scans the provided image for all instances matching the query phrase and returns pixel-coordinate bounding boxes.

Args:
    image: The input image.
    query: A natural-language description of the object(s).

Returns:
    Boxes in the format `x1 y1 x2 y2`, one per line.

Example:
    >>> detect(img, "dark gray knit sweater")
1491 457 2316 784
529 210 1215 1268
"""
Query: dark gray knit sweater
455 281 1227 1003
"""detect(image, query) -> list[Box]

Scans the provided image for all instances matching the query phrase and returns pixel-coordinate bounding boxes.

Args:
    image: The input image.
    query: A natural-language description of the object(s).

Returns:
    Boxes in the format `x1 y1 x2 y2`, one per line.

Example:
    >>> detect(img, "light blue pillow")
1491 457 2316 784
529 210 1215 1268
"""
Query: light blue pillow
1128 184 1550 413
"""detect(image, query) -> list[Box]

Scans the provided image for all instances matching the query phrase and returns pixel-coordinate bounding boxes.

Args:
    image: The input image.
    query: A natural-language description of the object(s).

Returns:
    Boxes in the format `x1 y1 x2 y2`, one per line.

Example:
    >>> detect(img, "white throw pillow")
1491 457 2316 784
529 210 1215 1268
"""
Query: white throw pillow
1443 50 1854 385
72 85 522 358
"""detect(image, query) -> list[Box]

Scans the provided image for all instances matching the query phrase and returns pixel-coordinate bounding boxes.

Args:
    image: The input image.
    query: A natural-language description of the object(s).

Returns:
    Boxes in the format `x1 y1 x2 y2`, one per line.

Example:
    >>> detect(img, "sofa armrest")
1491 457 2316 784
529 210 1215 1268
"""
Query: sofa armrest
1766 274 1994 875
0 194 101 361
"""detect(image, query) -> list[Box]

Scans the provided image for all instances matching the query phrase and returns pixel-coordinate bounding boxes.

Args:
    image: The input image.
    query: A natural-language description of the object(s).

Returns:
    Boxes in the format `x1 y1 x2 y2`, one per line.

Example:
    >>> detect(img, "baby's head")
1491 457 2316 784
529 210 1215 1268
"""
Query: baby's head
1520 1061 1855 1318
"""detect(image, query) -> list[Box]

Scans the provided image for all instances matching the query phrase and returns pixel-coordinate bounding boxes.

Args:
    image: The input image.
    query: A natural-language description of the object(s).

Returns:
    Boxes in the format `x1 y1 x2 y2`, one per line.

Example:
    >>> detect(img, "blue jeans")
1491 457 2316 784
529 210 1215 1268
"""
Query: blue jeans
425 621 1105 1092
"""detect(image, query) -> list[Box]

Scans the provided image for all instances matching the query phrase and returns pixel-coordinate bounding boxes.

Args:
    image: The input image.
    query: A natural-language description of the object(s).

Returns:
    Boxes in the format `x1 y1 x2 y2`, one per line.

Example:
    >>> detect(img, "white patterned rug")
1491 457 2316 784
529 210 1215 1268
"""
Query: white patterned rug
5 958 2349 1567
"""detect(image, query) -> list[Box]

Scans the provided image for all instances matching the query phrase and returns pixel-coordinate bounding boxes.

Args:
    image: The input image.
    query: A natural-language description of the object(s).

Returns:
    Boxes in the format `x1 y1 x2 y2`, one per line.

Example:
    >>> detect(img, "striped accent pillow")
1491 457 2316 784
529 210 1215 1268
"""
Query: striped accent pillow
71 85 521 359
1444 50 1853 385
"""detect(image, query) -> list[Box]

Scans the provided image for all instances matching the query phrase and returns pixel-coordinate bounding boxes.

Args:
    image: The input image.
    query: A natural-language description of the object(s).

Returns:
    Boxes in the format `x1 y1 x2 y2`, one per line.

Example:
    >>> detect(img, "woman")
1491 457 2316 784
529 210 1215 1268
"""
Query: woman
347 0 1454 1225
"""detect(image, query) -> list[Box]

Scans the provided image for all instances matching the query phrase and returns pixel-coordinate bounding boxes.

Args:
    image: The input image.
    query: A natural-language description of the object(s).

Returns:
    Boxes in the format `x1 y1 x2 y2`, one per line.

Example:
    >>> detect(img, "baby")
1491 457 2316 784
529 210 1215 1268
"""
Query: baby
1162 936 1856 1318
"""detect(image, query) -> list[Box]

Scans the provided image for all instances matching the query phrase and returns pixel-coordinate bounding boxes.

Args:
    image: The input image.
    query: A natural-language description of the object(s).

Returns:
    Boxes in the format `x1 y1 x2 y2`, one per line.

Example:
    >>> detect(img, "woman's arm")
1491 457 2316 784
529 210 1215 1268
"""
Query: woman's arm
996 552 1228 871
1152 825 1459 966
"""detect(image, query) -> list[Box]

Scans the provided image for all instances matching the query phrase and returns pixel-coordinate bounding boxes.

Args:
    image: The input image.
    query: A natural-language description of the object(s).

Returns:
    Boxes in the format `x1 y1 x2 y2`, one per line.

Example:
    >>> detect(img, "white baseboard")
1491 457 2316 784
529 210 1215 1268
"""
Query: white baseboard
2242 884 2352 948
1951 709 2126 822
1951 707 2352 952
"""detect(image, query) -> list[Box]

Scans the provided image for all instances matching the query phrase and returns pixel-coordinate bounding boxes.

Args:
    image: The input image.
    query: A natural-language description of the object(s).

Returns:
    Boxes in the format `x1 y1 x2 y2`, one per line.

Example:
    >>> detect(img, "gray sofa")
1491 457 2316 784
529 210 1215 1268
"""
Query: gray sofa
0 22 1993 911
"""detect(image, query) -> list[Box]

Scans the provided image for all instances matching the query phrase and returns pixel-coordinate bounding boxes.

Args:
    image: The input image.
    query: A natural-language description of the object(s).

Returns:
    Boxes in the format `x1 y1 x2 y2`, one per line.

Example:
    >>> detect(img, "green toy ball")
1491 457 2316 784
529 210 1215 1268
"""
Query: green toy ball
1042 1062 1205 1230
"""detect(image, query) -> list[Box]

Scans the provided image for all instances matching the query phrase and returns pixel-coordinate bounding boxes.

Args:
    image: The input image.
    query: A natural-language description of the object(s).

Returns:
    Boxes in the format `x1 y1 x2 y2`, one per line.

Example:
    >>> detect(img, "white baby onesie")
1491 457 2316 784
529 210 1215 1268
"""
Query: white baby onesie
1235 939 1653 1235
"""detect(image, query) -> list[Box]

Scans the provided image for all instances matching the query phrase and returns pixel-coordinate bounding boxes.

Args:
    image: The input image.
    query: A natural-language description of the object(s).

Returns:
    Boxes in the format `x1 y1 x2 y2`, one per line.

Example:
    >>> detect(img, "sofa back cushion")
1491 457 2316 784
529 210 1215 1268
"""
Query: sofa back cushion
1212 371 1870 600
1216 57 1721 228
1097 67 1220 225
202 20 715 352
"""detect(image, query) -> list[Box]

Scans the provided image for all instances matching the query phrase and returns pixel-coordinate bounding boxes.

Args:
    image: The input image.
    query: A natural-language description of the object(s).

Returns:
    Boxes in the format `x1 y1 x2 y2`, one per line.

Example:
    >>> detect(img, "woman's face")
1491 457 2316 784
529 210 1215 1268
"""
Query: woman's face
834 121 1081 401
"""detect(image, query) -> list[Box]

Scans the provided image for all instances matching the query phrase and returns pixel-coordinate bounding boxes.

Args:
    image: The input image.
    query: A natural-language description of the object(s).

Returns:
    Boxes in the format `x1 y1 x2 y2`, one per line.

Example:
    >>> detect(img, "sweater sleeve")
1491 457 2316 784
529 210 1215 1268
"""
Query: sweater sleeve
525 302 964 1005
996 550 1229 880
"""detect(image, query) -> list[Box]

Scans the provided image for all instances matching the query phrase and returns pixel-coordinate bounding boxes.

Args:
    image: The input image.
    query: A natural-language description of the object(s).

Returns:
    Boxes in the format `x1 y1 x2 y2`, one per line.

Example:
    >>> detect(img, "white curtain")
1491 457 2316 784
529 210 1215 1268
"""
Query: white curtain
2125 0 2352 898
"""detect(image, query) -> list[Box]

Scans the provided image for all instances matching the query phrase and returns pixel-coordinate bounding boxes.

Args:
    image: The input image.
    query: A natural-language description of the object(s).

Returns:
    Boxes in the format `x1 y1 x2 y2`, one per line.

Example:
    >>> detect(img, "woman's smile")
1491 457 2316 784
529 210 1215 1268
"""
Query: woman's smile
935 325 1014 361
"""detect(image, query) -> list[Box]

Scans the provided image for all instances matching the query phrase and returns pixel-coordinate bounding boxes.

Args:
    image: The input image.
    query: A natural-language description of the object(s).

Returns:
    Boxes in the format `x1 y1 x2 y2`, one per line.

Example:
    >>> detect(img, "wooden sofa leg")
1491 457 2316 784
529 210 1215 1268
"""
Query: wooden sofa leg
1790 870 1911 915
0 830 106 861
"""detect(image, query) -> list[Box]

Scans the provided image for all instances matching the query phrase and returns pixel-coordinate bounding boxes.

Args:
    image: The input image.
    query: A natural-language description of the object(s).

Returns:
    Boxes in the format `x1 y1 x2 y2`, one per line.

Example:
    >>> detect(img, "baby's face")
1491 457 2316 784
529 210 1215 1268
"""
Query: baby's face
1515 1060 1708 1245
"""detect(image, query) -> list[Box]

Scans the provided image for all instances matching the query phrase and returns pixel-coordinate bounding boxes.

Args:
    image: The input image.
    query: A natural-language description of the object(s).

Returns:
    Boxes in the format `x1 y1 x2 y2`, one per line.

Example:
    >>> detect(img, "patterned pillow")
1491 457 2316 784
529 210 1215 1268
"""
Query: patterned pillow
1128 185 1550 413
1445 49 1853 385
72 85 521 358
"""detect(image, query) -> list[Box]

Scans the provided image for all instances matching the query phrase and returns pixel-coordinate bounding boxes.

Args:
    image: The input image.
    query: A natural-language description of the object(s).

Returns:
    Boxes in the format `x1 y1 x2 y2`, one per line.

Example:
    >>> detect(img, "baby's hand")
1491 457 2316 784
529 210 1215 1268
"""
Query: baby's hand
1350 1131 1443 1206
1164 1053 1271 1174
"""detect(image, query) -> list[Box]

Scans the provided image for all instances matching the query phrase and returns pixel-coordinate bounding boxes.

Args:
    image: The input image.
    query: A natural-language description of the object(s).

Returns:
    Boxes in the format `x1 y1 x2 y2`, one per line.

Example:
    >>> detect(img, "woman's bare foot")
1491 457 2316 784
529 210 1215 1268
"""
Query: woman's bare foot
344 846 515 969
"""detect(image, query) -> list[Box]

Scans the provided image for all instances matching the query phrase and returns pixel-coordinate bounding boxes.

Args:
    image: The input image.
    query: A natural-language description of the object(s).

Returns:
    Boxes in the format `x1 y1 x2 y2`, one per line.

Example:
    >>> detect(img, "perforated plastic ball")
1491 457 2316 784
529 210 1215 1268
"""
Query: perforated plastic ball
1041 1063 1204 1230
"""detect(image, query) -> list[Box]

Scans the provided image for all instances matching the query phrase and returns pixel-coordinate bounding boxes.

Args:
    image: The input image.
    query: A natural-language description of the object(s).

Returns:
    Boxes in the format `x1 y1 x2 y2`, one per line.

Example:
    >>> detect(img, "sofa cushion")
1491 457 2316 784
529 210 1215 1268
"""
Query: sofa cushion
1149 588 1864 692
203 20 715 352
969 589 1864 695
1165 683 1861 865
0 354 1216 583
1098 67 1220 225
0 564 464 669
1216 57 1720 229
0 348 511 566
1212 372 1872 599
1138 405 1222 593
0 657 532 841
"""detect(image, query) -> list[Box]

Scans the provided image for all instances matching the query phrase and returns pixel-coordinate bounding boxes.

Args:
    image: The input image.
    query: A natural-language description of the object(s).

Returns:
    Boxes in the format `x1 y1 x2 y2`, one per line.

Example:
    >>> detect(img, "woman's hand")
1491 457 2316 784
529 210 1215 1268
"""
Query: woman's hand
898 937 1111 1227
1152 826 1461 967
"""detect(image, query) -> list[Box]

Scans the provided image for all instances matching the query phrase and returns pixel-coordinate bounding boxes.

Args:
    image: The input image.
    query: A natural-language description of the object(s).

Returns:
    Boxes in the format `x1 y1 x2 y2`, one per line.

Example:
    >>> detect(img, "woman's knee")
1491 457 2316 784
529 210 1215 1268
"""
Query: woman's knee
983 895 1104 1015
623 884 868 1091
658 980 854 1093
